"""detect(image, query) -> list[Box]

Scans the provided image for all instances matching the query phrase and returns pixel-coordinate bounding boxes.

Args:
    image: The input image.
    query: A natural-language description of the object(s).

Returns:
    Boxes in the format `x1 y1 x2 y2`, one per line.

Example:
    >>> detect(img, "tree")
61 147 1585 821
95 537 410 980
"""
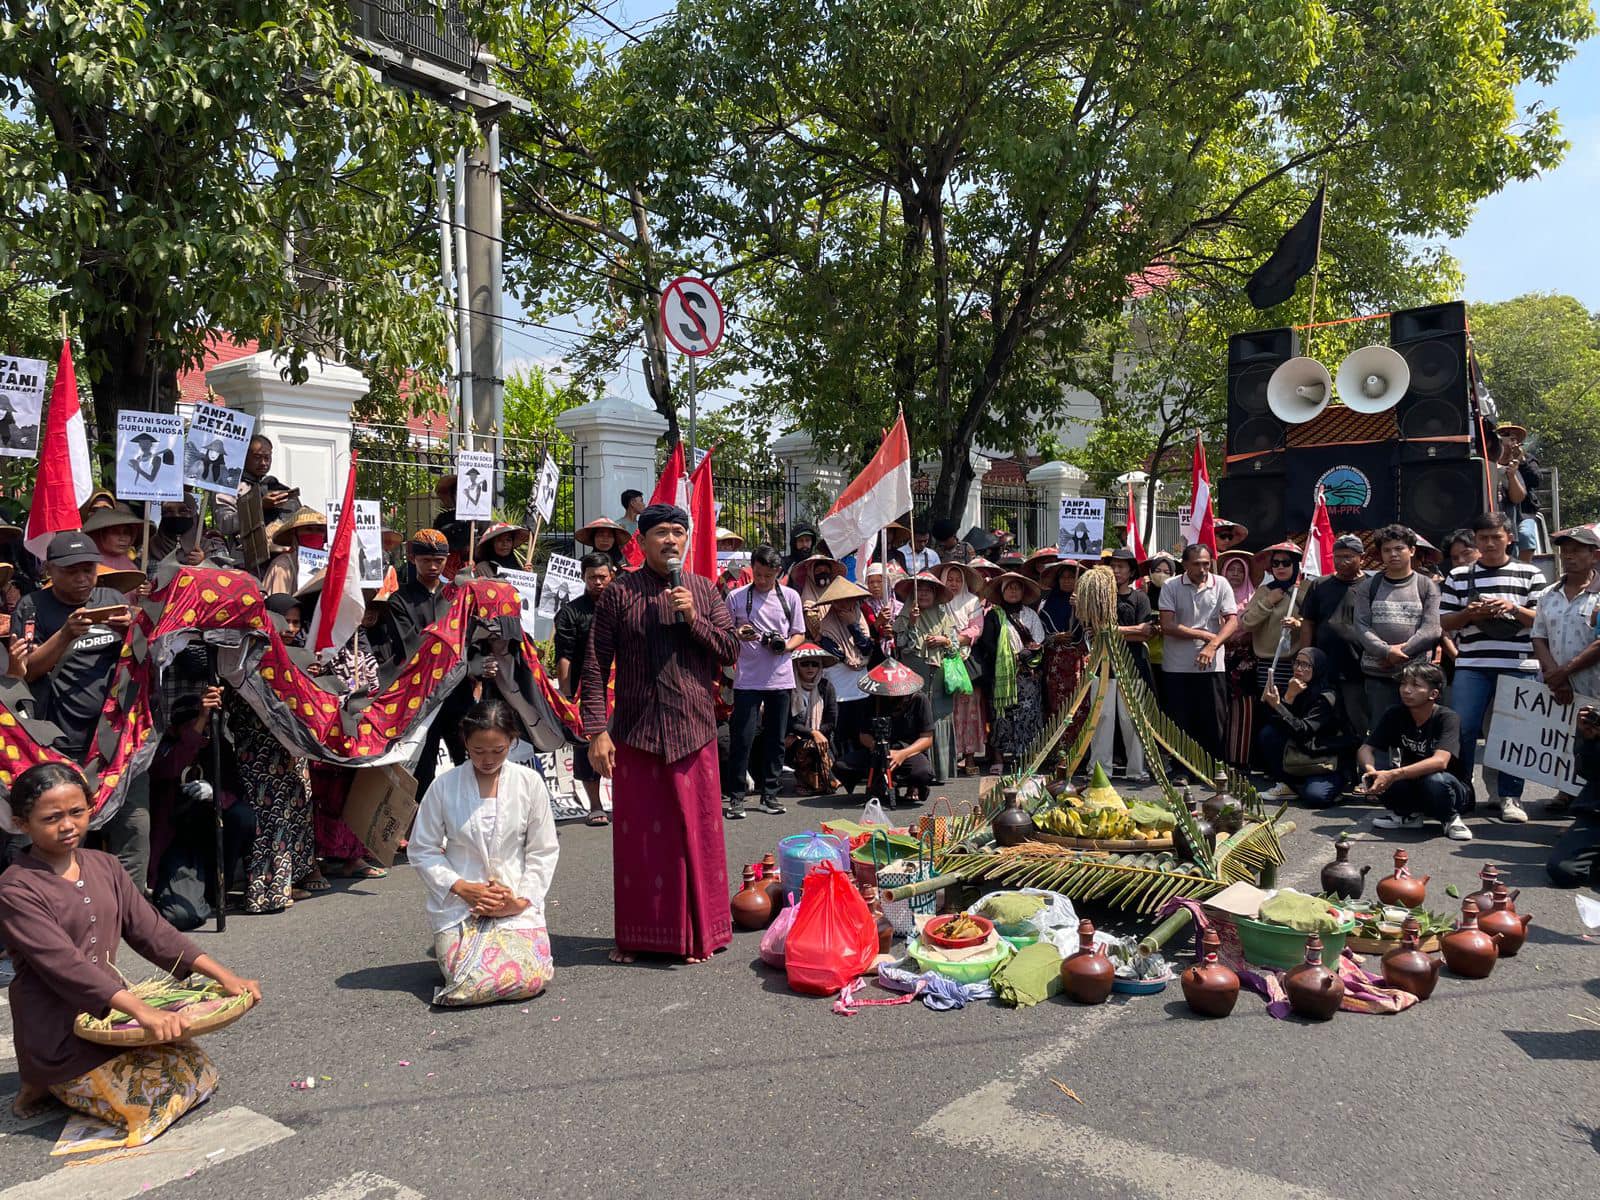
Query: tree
505 0 1591 518
1470 293 1600 521
0 2 478 437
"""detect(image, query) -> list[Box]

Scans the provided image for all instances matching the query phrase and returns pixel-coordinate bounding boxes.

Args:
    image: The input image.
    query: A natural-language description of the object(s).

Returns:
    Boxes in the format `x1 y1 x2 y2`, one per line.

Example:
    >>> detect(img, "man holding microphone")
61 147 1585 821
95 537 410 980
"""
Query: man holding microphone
722 545 807 819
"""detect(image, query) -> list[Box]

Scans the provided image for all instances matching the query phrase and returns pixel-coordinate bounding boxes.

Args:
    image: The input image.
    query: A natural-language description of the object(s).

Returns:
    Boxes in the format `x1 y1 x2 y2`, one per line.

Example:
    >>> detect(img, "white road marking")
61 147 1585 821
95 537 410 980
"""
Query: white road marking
0 1105 293 1200
303 1171 427 1200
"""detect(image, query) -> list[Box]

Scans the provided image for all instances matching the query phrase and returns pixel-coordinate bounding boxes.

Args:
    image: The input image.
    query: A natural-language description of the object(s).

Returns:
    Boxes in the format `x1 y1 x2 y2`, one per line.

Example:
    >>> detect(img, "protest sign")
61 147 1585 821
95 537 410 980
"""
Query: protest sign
115 411 185 502
498 567 542 638
537 553 584 618
184 402 255 494
297 546 329 582
455 450 495 520
328 499 384 587
0 354 46 459
1058 497 1107 559
1482 676 1599 791
532 455 560 524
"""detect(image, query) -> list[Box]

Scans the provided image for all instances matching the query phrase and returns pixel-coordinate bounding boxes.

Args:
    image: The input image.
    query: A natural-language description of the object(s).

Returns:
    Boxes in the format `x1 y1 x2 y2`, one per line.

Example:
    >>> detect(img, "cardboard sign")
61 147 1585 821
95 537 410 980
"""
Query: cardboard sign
328 498 384 587
1482 676 1598 791
0 353 47 459
115 411 185 502
340 763 419 867
498 567 541 638
1058 497 1107 560
532 455 560 524
455 450 495 521
184 402 255 494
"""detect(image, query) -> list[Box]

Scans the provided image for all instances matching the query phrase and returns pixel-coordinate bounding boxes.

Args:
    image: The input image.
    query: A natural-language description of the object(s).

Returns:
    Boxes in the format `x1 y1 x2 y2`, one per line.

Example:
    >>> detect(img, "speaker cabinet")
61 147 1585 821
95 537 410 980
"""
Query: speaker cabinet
1217 455 1286 545
1391 302 1470 440
1399 456 1488 545
1227 328 1298 457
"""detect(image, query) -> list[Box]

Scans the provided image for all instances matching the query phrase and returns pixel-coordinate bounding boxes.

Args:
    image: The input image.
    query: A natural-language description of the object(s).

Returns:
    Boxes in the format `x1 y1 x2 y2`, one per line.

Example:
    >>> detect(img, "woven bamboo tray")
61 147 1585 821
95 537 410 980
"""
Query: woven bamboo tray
1034 831 1175 852
75 991 254 1046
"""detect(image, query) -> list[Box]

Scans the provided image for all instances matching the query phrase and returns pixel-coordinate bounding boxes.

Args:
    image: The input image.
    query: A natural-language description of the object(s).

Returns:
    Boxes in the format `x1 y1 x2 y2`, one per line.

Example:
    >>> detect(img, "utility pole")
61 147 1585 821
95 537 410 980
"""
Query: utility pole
465 128 502 466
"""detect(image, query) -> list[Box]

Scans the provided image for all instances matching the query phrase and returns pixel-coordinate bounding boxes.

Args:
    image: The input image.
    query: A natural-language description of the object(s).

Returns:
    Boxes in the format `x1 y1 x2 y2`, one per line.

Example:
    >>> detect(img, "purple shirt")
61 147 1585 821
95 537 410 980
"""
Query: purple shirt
726 582 806 691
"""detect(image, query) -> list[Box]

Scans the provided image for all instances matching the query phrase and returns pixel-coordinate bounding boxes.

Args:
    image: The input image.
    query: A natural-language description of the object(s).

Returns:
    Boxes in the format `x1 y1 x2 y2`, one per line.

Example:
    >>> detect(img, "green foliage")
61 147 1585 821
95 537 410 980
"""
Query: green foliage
0 1 477 434
1470 293 1600 521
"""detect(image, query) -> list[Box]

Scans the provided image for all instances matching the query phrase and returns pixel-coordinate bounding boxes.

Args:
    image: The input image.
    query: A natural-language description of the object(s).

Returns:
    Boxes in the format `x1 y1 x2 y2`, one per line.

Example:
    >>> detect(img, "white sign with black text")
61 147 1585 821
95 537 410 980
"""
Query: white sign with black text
454 450 495 521
327 499 385 587
537 553 585 619
1482 676 1598 791
532 455 560 524
1058 497 1107 560
115 411 185 502
0 354 47 459
184 402 256 494
498 567 542 639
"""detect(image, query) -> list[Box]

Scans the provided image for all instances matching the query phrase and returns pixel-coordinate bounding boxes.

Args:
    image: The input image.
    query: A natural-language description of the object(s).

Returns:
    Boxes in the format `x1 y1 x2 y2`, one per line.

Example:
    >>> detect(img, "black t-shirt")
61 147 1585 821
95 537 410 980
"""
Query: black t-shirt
1301 574 1361 681
1115 587 1153 665
1366 703 1466 782
14 586 128 755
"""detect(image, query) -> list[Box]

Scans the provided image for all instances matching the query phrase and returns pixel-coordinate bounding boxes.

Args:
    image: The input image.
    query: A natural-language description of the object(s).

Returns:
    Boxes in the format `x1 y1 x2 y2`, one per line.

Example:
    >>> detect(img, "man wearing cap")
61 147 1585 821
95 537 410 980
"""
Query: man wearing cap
554 551 616 825
723 545 807 818
1158 543 1240 764
1492 424 1542 563
897 519 941 576
581 503 740 964
382 529 465 795
1532 525 1600 709
1298 534 1371 737
9 533 146 882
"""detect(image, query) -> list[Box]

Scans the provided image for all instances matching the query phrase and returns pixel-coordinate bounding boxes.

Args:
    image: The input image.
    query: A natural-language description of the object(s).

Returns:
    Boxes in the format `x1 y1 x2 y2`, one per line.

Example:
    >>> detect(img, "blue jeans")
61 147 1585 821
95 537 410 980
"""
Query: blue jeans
1257 723 1346 807
1516 515 1538 554
1451 667 1525 801
1385 771 1472 822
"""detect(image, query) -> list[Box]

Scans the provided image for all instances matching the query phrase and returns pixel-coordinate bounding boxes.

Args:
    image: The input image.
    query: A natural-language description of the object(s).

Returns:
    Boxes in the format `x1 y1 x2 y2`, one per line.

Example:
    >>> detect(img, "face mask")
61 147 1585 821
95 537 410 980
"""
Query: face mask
297 531 327 551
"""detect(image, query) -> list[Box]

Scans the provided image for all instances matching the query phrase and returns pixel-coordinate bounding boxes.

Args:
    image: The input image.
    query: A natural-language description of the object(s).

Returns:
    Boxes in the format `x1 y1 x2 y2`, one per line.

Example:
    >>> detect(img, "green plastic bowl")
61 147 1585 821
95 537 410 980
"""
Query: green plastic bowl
1231 915 1354 971
907 937 1014 983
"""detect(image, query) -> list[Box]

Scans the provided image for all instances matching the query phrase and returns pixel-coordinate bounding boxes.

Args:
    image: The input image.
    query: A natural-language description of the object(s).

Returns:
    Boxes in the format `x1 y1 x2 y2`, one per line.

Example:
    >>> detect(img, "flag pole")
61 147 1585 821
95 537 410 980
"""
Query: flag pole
140 513 152 575
1303 173 1330 358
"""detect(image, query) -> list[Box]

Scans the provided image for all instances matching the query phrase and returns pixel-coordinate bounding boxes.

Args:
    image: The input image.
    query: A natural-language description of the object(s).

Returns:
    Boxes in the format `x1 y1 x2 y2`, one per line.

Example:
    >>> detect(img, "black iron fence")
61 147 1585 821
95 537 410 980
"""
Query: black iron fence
712 466 795 552
351 422 585 558
981 483 1049 552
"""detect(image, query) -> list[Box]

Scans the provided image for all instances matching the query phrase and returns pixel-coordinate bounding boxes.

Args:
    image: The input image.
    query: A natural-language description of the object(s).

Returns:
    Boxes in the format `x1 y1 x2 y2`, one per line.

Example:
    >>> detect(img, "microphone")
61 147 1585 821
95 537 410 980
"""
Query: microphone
666 557 686 623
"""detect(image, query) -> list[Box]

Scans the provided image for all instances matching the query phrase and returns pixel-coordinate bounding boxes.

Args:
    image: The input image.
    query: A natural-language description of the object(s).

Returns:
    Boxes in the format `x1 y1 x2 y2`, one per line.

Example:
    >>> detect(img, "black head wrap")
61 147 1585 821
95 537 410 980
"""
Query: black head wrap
637 503 690 535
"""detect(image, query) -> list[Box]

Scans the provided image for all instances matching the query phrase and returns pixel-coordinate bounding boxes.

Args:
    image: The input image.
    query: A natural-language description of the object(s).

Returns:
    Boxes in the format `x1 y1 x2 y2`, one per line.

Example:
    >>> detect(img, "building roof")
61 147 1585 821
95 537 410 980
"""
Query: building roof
176 334 260 404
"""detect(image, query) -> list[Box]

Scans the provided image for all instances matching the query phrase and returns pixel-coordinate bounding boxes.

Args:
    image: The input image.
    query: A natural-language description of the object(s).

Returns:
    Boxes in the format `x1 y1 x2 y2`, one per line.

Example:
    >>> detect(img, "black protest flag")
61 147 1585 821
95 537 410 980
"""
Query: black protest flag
1245 182 1327 310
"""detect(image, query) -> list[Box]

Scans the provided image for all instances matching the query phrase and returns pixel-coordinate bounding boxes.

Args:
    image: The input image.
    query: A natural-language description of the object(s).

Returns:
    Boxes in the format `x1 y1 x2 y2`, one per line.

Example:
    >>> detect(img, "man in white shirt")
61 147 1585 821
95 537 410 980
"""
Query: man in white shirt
1158 543 1240 765
898 519 942 575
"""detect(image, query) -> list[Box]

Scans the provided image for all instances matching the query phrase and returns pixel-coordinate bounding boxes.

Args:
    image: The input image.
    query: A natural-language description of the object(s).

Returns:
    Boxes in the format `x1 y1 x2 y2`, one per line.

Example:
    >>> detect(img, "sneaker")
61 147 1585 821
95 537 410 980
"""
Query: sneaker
1499 798 1529 823
758 795 786 816
723 799 746 820
1372 812 1426 830
1263 783 1298 801
1444 815 1473 841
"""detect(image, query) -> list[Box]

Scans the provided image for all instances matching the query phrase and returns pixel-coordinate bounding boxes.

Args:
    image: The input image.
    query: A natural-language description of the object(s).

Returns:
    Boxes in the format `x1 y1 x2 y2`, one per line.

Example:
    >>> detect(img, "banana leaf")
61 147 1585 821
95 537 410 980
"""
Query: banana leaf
938 845 1226 914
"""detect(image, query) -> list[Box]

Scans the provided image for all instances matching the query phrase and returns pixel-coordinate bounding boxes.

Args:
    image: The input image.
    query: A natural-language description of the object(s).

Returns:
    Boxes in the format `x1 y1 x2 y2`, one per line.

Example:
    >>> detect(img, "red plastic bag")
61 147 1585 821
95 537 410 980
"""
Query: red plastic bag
784 862 878 995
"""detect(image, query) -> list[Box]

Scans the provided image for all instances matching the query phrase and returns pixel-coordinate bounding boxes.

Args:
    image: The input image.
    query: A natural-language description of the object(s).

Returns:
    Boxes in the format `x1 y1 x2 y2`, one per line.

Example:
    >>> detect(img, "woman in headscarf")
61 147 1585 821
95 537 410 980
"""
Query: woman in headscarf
1038 559 1087 718
893 571 962 784
1257 647 1348 806
785 643 839 794
1216 548 1261 769
973 572 1046 770
813 577 882 765
939 561 987 774
574 517 628 569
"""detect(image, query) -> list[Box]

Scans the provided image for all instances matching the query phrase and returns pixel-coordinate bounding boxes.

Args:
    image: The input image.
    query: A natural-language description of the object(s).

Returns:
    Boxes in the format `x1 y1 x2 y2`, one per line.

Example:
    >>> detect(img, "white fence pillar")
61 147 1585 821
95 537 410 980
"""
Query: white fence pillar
554 395 668 529
772 430 851 530
959 453 992 535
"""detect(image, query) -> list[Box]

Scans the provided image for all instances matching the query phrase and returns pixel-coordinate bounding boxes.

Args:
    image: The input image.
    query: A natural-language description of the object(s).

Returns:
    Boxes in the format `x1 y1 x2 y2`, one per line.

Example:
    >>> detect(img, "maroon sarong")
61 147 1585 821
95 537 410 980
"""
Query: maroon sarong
612 739 732 959
310 764 368 862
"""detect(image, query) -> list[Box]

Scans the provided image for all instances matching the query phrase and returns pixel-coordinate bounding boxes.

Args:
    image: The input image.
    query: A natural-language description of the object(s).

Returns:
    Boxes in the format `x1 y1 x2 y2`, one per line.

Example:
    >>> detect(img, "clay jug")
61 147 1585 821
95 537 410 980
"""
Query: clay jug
1205 772 1242 835
1479 882 1531 958
1381 917 1442 1000
1465 863 1501 916
1061 919 1116 1005
1440 899 1498 979
760 854 785 913
992 786 1038 847
859 884 895 955
1180 928 1240 1018
1375 849 1429 909
1320 835 1370 900
731 866 773 931
1283 934 1345 1020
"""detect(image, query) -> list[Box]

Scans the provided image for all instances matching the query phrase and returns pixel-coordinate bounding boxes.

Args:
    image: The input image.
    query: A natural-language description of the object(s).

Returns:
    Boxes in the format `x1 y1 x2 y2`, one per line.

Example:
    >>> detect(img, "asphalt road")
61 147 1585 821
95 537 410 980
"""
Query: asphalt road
3 772 1598 1200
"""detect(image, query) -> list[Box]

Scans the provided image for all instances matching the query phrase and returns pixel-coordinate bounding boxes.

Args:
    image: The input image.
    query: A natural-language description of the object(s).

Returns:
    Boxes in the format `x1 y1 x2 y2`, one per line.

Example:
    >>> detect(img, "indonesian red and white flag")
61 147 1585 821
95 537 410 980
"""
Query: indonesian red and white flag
314 454 366 658
819 411 912 554
1125 479 1148 562
24 340 95 560
686 447 717 581
622 442 689 568
1302 485 1336 578
1180 432 1216 555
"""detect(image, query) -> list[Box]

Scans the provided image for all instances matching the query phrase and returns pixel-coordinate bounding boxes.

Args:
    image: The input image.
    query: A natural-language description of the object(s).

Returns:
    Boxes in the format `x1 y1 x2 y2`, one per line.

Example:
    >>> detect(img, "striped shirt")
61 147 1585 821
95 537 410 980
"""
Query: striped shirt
580 564 741 760
1440 559 1545 671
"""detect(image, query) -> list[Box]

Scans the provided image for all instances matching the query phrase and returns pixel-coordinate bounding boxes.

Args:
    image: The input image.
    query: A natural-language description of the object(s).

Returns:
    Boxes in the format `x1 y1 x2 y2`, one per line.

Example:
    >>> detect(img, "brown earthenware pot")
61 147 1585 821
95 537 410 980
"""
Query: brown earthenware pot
1283 933 1345 1020
1176 806 1216 865
1381 917 1442 1000
1375 849 1429 908
1465 863 1501 917
992 787 1037 847
761 854 785 912
1478 882 1531 958
1061 919 1115 1005
731 866 773 931
1180 928 1240 1018
1440 899 1498 979
1320 835 1370 901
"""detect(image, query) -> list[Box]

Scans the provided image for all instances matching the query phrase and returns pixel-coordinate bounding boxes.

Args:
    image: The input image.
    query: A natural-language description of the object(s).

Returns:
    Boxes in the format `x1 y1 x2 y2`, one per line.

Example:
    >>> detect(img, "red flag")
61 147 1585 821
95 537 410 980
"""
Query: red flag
314 453 365 656
1125 479 1148 562
622 442 688 568
24 341 95 560
818 410 912 552
1302 486 1336 578
686 448 717 580
1180 433 1217 555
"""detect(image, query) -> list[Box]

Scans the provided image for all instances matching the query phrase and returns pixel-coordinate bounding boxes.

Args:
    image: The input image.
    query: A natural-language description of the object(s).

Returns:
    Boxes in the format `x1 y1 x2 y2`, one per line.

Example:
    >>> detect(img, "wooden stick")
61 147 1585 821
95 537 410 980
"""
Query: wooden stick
140 515 152 574
521 514 544 570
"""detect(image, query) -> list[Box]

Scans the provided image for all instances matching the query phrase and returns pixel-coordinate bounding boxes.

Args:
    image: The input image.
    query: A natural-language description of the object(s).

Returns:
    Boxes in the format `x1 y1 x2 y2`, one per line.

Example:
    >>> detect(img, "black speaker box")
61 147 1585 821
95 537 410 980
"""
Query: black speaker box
1217 452 1287 544
1399 456 1488 545
1391 302 1470 440
1226 327 1298 457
